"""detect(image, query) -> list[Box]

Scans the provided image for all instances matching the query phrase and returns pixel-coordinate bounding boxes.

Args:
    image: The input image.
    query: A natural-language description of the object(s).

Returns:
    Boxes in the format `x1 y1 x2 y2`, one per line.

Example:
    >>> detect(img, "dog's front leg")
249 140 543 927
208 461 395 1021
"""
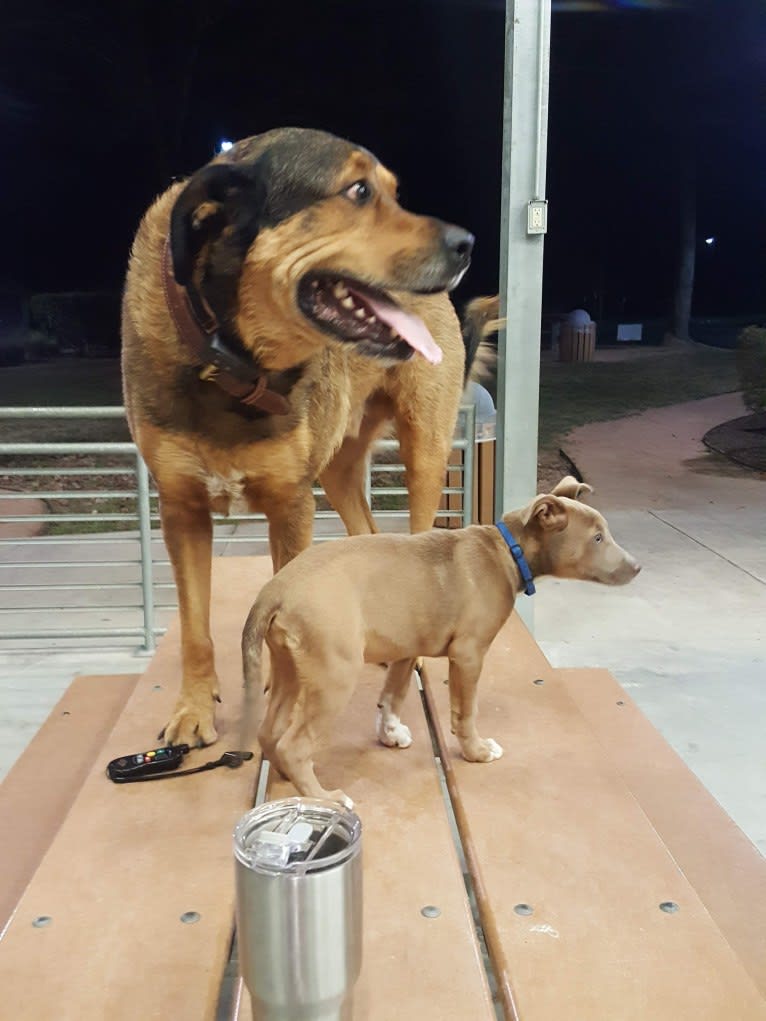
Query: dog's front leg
320 402 391 536
264 485 316 572
159 490 219 747
447 641 503 763
394 412 455 534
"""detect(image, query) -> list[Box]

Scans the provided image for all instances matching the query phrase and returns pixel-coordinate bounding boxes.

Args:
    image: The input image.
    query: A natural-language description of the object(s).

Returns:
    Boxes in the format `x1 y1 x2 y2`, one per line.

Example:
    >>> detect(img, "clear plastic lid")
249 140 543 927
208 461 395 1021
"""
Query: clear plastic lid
233 797 362 876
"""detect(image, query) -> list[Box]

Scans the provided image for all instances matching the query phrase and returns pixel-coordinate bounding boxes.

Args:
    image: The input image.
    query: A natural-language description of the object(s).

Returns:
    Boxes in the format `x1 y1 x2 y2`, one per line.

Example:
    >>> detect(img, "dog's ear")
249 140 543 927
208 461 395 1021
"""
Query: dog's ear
169 162 268 286
522 494 569 532
551 476 594 501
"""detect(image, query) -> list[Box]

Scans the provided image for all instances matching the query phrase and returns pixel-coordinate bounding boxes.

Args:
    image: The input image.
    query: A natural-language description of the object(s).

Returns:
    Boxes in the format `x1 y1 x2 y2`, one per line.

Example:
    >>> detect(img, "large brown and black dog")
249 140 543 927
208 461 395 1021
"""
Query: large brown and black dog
122 127 478 748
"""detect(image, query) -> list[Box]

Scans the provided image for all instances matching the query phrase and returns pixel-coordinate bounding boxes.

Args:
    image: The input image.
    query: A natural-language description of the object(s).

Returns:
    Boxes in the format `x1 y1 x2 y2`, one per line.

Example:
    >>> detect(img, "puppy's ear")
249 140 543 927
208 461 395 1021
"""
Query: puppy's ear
169 162 267 286
551 476 594 501
522 494 569 532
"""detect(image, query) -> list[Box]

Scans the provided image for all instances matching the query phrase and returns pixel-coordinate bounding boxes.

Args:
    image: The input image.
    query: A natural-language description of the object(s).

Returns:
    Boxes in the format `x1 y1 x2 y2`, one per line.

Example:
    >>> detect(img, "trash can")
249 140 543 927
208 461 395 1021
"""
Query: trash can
559 309 596 362
233 797 363 1021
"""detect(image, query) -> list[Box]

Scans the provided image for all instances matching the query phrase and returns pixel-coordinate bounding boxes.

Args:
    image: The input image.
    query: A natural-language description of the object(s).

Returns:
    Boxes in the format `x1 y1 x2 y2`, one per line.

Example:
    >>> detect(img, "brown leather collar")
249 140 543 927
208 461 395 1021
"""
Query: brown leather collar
161 239 290 415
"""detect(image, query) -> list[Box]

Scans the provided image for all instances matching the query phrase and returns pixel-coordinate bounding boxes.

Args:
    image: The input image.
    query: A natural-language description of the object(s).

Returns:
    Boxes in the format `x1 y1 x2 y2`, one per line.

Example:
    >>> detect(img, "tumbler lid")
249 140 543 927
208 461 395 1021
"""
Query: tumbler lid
234 797 362 875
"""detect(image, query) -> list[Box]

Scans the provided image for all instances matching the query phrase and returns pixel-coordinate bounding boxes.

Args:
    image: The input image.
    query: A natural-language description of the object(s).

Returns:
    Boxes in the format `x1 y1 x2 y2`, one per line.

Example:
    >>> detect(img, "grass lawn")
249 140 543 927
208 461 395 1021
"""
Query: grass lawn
0 342 741 454
537 343 739 450
0 357 123 407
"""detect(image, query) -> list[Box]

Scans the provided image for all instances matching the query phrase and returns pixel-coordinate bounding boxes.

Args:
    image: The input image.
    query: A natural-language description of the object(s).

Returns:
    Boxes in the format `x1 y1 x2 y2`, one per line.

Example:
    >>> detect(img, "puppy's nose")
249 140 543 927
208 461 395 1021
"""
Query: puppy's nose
442 224 475 269
631 560 642 576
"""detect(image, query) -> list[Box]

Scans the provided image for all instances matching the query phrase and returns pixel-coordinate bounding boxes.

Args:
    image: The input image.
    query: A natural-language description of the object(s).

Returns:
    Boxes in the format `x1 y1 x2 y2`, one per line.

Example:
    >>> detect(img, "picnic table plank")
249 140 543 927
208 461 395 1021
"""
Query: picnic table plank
0 672 139 933
558 666 766 998
253 663 495 1019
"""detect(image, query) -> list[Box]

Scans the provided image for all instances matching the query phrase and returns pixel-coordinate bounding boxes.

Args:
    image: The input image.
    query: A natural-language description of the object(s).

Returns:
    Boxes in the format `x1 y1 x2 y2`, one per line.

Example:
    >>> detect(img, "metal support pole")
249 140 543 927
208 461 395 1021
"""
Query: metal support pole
365 458 373 519
495 0 552 631
135 453 157 654
461 404 476 529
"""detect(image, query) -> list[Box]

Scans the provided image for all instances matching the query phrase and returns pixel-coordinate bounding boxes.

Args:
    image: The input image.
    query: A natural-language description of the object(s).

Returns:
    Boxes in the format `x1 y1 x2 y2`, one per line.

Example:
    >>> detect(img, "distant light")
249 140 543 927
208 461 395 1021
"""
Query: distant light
219 139 234 153
705 236 715 246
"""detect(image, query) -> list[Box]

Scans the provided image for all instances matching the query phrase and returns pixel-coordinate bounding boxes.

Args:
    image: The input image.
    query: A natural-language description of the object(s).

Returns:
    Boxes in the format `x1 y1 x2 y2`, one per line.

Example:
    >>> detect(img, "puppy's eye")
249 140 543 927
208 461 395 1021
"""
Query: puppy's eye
594 532 603 544
344 180 372 204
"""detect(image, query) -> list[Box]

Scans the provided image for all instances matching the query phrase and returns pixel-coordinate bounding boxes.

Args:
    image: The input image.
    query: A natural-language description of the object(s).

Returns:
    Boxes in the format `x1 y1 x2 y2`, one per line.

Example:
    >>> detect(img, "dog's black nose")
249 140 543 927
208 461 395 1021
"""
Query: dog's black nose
442 224 475 268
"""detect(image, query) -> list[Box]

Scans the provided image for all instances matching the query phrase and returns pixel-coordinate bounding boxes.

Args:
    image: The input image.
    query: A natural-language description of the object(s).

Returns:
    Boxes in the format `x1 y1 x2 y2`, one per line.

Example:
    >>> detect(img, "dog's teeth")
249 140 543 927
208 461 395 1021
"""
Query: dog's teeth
390 327 400 339
333 283 349 299
354 307 366 319
367 315 377 324
341 296 354 309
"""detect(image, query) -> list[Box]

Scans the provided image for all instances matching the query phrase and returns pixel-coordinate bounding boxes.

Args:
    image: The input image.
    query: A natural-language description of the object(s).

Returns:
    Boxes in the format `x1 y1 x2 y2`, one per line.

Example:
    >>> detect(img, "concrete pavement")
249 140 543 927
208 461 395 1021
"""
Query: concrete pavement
536 393 766 854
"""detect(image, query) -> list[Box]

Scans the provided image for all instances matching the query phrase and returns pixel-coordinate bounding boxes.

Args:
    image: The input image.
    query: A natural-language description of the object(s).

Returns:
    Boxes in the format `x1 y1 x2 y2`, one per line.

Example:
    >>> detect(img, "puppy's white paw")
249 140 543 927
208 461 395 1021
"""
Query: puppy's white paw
326 789 355 810
484 738 503 760
376 709 413 749
462 736 504 762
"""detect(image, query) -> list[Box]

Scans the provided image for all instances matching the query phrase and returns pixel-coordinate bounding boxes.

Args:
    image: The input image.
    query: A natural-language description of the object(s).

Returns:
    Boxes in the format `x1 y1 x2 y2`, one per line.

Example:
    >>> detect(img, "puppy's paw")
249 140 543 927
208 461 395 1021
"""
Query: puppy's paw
326 789 355 810
376 709 413 749
160 696 218 748
483 738 503 760
462 737 504 763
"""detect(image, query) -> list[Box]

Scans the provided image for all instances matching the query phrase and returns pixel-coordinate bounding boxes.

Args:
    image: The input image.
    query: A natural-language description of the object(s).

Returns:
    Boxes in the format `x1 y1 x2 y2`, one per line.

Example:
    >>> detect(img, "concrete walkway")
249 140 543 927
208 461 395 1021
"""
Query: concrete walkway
536 392 766 855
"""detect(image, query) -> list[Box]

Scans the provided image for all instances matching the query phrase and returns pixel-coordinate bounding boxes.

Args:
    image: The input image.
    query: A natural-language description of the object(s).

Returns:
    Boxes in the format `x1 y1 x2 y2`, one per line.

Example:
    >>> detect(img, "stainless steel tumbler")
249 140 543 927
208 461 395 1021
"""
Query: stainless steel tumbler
233 797 363 1021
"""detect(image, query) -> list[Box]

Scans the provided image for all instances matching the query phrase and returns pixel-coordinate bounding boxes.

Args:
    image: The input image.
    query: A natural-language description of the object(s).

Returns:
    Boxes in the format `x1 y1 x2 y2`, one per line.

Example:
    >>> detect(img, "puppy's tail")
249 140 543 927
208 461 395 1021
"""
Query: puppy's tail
462 294 503 384
239 599 279 753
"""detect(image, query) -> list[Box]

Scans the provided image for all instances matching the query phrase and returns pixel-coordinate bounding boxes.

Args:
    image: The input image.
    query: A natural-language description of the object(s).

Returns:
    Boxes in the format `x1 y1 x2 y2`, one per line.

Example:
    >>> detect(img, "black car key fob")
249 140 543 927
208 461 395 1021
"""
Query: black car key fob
107 745 190 782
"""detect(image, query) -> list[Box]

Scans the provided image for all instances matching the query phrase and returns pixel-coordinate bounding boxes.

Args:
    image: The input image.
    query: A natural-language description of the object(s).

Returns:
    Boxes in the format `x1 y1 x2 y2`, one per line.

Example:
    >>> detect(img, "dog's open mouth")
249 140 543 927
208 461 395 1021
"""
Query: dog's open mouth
297 274 443 364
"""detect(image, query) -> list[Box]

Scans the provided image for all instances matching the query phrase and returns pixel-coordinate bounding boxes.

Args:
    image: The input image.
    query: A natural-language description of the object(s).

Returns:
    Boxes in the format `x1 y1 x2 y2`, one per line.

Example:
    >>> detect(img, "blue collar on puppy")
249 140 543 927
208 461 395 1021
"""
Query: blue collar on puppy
495 522 536 596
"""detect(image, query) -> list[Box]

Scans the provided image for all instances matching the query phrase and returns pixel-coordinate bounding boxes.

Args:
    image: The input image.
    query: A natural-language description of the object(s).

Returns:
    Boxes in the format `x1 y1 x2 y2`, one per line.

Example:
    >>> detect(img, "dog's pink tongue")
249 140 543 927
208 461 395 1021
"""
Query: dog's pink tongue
363 294 443 365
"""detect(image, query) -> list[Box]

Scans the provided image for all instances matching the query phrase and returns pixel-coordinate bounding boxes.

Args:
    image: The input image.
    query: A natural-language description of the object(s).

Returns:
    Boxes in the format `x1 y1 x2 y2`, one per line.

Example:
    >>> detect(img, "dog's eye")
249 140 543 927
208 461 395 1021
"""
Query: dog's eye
344 180 372 204
594 532 603 544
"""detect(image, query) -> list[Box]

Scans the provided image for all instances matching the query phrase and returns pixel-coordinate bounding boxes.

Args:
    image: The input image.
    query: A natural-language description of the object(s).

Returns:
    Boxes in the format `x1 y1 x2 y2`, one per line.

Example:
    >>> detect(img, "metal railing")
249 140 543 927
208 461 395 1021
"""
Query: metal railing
0 405 476 651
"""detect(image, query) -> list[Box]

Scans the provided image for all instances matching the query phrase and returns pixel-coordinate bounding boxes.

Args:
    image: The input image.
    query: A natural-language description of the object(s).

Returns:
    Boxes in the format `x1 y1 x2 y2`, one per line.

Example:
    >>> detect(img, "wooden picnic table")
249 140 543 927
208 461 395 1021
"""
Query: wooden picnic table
1 555 764 1019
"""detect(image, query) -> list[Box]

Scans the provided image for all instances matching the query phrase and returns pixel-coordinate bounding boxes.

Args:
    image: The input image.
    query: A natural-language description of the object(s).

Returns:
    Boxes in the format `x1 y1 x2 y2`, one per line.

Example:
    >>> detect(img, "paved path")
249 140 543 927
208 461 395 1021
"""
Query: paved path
536 392 766 854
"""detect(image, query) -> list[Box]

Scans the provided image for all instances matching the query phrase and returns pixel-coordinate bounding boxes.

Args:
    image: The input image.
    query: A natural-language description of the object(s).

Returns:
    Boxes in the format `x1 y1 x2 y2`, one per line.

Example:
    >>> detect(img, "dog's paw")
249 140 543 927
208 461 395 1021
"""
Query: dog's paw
376 709 413 749
160 697 218 748
462 737 504 763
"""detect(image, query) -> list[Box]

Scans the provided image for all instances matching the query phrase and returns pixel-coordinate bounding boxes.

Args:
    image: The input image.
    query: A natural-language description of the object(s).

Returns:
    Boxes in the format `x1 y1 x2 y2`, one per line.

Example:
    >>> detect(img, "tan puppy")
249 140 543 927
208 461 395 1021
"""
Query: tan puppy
242 477 640 806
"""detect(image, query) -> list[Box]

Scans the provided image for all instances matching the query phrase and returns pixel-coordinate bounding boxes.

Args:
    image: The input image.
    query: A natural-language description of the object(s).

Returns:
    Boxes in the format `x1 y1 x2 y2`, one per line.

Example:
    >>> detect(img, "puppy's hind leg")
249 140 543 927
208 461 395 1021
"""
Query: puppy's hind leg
257 649 300 779
376 658 416 749
275 655 358 808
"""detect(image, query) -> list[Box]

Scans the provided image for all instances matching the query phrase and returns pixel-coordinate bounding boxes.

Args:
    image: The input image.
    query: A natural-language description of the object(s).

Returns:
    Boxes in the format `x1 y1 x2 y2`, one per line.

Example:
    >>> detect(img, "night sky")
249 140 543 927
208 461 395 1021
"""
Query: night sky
1 0 764 320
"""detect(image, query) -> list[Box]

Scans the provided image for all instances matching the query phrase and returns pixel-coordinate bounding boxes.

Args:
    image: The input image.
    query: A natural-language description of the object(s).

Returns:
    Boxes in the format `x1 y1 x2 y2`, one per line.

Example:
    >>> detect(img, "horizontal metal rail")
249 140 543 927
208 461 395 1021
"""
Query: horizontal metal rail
0 581 176 592
1 467 136 478
0 443 136 455
0 406 127 418
0 489 140 500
